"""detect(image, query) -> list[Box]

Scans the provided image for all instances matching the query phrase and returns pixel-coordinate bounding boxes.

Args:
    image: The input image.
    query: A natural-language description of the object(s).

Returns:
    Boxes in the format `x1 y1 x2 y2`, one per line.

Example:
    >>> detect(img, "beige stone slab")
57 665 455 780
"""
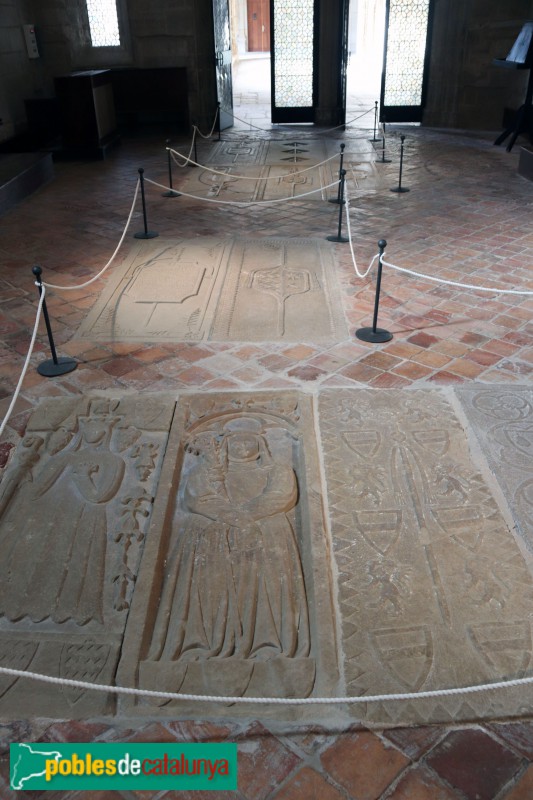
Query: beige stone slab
179 164 329 202
205 138 269 165
455 385 533 551
211 238 348 342
265 138 328 165
319 388 533 725
0 394 174 717
76 238 230 342
77 237 348 343
117 392 341 720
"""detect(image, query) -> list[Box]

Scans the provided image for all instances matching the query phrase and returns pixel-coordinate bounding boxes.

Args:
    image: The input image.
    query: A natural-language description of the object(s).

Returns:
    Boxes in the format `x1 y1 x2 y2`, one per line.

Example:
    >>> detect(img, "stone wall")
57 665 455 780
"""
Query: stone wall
2 0 533 141
0 0 40 141
425 0 533 130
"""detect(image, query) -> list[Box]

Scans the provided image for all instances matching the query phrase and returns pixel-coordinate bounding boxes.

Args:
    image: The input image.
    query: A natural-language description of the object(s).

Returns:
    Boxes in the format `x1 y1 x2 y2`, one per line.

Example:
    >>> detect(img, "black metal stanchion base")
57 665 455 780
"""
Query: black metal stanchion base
37 356 78 377
162 189 180 197
390 187 410 193
327 234 349 243
356 327 393 343
134 231 159 239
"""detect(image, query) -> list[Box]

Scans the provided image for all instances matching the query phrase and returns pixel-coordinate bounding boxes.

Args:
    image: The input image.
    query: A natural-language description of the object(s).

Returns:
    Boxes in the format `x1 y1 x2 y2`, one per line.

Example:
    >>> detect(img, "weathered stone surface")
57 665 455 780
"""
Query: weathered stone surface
455 386 533 552
319 388 533 725
211 238 347 341
117 392 340 718
0 394 174 717
77 237 347 343
77 238 229 342
179 164 329 202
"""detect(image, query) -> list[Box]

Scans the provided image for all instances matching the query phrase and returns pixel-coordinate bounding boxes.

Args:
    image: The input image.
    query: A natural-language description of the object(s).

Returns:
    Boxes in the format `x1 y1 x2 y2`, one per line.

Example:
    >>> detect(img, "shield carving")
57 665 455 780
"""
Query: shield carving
370 625 433 690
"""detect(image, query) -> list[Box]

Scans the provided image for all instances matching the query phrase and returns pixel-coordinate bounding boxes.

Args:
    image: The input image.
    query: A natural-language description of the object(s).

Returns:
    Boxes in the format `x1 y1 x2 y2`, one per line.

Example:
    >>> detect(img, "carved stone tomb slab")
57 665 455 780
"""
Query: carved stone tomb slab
455 385 533 551
0 395 174 718
319 388 533 725
77 237 347 343
117 392 340 719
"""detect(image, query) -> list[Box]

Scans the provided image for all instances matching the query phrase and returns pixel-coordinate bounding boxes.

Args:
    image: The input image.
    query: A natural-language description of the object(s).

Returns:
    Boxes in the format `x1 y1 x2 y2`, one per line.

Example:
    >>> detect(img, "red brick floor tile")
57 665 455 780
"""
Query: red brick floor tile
235 724 302 800
258 354 294 372
428 370 466 384
273 766 346 800
359 351 403 371
320 731 410 799
387 765 462 800
488 723 533 760
425 729 524 800
392 360 433 380
173 366 216 384
281 344 318 360
464 348 502 367
445 358 486 378
287 365 326 381
370 372 412 388
500 765 533 800
166 721 235 743
339 363 382 383
412 350 452 369
382 727 445 760
407 332 440 348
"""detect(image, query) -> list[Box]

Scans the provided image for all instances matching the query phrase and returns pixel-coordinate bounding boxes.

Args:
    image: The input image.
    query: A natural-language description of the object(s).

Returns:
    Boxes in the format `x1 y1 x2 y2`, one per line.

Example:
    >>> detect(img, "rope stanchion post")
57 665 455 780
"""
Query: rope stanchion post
32 266 77 377
327 169 349 244
369 100 379 142
134 168 159 240
378 120 392 163
193 129 198 166
217 102 221 141
390 134 410 193
163 140 181 198
356 240 393 343
329 142 345 205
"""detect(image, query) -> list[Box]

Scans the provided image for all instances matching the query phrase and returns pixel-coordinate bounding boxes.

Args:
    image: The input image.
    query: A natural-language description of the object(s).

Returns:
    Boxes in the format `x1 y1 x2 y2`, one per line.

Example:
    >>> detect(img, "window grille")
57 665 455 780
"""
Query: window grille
86 0 121 47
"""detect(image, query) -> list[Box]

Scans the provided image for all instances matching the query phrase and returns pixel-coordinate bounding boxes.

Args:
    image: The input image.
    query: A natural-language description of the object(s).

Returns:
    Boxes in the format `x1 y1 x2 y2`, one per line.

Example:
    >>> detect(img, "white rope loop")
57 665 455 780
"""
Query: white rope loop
223 106 375 136
0 286 46 439
144 176 340 206
1 665 532 706
42 179 140 292
193 106 220 140
168 147 339 179
382 258 533 296
345 185 379 279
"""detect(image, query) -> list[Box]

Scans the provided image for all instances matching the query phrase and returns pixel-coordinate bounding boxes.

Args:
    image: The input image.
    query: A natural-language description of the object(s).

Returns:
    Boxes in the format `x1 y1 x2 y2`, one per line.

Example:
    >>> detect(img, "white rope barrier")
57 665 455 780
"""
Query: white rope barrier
193 107 220 140
345 186 379 279
223 106 375 136
144 176 340 206
382 258 533 296
0 287 45 439
42 180 140 292
1 665 533 706
170 131 197 168
168 147 339 179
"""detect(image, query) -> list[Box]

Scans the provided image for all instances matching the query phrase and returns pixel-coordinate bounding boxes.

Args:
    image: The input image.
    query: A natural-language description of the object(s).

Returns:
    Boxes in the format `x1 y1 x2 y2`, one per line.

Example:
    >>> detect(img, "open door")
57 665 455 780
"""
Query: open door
271 0 318 123
213 0 234 130
380 0 434 123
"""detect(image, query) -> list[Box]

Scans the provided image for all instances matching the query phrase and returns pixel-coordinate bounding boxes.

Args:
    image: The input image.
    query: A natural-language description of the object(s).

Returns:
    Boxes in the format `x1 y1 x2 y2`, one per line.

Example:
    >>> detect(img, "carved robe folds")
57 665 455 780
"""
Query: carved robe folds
138 410 316 701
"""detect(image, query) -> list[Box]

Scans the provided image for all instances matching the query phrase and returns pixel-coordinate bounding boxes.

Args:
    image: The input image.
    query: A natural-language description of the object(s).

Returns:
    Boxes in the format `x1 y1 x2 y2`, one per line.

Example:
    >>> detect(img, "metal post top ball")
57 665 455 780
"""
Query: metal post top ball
378 239 387 249
138 167 144 174
32 265 42 278
340 143 346 151
401 134 406 142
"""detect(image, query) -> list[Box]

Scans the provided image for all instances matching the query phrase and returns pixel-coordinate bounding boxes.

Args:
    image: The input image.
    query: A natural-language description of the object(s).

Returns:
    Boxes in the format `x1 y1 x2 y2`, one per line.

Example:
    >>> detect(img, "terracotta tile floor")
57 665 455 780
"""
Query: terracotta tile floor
0 107 532 798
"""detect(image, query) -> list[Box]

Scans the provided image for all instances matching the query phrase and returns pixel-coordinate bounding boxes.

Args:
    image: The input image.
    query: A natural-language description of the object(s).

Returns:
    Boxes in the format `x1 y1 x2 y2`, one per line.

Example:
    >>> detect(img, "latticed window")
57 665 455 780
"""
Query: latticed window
86 0 121 47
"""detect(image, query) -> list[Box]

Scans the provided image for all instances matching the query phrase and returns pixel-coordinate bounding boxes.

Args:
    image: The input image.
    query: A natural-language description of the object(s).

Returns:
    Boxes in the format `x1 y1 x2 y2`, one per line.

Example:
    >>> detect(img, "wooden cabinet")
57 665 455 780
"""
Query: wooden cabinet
54 70 119 158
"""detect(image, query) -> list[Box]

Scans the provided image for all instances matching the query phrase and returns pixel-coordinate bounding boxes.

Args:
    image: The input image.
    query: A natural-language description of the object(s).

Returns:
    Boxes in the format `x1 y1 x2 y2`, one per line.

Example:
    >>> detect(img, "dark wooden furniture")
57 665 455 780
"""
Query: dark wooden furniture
54 70 119 158
493 22 533 152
